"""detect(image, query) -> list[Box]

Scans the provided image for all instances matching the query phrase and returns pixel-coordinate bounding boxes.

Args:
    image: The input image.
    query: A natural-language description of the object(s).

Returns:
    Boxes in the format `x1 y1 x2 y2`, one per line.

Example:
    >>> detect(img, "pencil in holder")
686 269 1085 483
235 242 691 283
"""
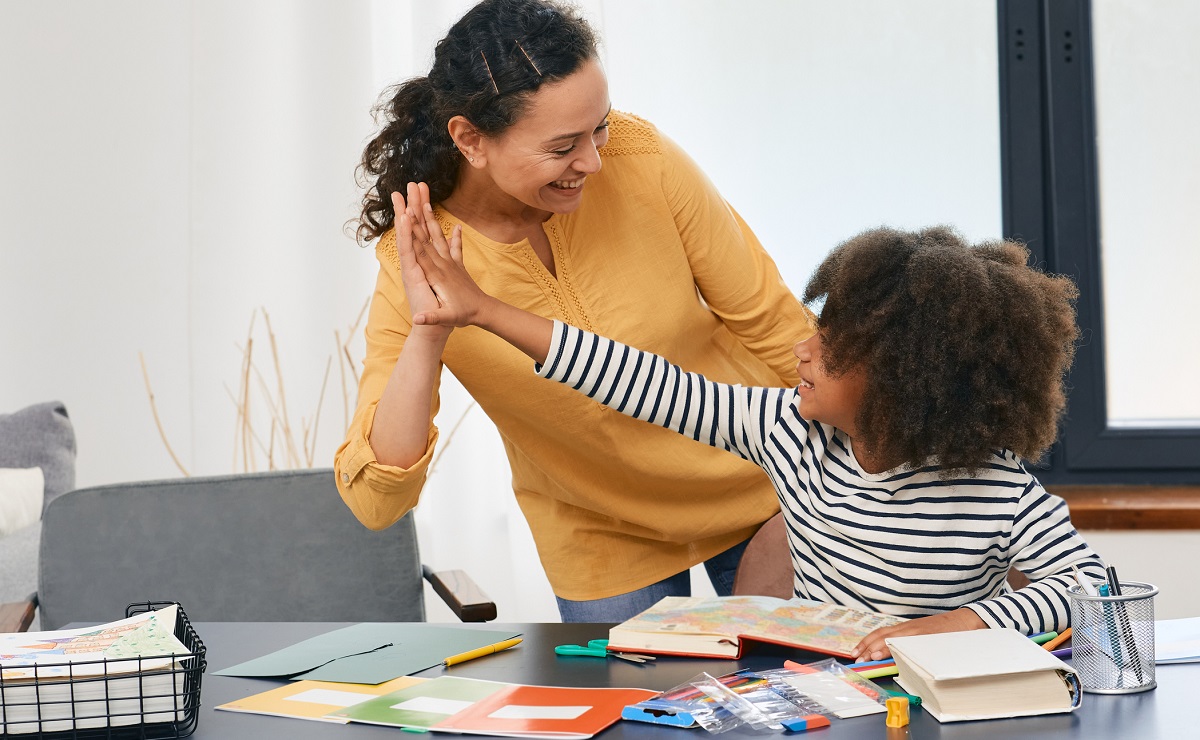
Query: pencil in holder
1067 581 1158 694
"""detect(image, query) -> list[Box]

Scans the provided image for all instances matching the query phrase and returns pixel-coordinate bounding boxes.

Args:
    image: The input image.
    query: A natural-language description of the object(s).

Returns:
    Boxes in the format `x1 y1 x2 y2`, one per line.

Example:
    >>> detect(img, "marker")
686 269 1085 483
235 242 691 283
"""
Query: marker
1072 565 1099 596
443 637 523 666
850 660 895 672
858 665 900 680
781 714 831 733
1106 565 1123 596
846 659 895 669
1050 647 1073 659
1041 627 1072 652
881 687 922 706
1106 565 1146 684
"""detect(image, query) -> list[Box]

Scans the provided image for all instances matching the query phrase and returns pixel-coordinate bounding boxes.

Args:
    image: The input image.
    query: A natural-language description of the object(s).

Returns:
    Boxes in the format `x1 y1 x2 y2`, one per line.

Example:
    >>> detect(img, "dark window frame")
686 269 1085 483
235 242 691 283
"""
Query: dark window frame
998 0 1200 484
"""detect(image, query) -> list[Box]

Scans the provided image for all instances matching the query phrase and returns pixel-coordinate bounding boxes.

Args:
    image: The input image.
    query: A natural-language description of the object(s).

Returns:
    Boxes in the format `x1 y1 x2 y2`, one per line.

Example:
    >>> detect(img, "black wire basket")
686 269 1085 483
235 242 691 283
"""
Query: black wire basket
0 601 206 739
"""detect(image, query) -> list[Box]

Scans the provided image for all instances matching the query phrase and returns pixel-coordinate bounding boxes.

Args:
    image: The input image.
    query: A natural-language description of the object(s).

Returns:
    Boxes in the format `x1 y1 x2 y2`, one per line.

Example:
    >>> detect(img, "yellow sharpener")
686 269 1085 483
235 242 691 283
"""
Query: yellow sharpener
885 696 910 728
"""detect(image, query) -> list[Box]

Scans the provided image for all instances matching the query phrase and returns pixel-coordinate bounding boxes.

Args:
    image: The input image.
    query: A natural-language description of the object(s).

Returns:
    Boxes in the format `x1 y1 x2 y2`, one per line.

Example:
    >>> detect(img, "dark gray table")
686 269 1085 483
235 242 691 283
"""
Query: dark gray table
189 621 1188 739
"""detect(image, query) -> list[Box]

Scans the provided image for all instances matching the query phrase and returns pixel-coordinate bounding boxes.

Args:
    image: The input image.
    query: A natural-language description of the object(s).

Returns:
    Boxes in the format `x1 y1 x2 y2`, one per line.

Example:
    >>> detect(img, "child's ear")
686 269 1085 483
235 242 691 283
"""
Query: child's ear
447 116 485 168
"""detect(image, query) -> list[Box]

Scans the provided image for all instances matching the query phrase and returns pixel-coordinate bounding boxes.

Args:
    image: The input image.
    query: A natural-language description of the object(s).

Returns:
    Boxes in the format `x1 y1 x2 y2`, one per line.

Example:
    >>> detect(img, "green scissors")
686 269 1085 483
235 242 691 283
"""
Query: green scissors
554 639 655 664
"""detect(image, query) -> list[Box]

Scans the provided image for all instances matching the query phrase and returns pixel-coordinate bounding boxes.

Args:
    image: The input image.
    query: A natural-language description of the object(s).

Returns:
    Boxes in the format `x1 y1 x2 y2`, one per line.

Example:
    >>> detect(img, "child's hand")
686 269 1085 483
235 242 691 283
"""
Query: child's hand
393 187 487 328
850 608 987 661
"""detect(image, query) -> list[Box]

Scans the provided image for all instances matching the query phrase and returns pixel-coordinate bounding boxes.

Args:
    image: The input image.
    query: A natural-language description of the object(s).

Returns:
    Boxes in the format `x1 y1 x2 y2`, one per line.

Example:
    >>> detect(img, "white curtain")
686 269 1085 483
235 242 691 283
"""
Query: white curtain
1 0 1000 623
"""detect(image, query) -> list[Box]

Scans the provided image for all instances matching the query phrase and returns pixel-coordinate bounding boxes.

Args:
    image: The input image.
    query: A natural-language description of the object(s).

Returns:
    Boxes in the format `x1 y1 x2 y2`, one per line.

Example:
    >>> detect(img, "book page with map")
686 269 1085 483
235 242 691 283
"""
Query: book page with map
608 596 907 659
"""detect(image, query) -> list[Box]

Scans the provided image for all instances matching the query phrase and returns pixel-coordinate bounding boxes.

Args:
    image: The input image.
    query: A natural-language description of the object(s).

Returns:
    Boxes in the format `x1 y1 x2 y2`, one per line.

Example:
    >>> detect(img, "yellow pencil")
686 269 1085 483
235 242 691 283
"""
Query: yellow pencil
443 637 524 667
1041 627 1072 652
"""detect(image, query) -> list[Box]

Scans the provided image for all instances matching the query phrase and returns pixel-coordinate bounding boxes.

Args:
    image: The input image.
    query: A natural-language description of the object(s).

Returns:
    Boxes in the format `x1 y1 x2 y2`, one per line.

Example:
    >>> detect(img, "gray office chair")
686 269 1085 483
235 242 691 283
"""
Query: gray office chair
0 468 495 632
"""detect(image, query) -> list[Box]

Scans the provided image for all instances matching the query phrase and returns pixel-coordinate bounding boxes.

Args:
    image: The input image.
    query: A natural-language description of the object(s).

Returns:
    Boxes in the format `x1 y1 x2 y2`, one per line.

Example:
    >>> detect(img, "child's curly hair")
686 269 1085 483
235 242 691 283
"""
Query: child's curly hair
802 226 1079 474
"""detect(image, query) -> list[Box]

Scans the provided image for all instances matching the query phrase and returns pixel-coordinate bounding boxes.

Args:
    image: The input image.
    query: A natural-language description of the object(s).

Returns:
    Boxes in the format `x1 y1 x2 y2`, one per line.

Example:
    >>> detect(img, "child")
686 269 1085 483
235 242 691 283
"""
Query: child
397 206 1105 660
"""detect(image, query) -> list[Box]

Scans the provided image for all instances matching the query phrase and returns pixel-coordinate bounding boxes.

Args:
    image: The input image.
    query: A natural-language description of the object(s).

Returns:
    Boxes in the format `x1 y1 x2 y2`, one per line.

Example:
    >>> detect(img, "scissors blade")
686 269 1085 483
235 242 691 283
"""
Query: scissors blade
610 652 649 663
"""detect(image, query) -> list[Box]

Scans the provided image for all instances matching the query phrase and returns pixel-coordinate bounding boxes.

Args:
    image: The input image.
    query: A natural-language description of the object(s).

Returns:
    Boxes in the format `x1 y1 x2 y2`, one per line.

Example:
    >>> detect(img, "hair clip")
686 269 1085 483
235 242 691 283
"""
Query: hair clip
480 50 500 94
514 41 542 77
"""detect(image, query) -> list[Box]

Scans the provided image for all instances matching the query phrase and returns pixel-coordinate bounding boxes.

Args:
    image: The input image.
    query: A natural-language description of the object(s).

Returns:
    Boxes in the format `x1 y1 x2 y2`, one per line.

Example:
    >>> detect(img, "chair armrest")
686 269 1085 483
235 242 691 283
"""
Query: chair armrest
422 566 497 622
0 593 38 633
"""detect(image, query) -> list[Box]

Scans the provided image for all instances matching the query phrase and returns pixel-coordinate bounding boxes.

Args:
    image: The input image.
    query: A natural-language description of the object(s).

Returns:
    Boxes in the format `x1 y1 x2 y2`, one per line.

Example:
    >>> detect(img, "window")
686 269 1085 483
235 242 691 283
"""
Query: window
998 0 1200 483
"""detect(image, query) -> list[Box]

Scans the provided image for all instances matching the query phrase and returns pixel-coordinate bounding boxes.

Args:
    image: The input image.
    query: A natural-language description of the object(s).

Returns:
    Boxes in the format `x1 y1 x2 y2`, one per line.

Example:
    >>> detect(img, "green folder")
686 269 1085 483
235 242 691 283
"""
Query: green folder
213 623 522 684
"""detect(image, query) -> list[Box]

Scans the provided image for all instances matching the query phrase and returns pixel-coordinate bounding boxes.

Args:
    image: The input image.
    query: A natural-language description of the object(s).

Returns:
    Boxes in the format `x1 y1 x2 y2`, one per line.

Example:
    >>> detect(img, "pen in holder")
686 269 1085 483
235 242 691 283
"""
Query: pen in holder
1067 580 1158 694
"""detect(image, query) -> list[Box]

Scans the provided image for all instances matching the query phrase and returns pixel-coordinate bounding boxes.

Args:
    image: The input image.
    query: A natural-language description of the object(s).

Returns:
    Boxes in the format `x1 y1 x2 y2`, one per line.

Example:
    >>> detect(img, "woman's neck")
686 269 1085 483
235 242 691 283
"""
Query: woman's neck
441 168 552 237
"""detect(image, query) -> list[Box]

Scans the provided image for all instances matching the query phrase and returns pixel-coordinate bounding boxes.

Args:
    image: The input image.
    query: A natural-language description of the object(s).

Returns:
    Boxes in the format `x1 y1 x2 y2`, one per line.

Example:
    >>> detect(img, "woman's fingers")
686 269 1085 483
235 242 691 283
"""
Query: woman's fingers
422 203 453 259
390 190 409 219
448 224 463 265
407 183 432 243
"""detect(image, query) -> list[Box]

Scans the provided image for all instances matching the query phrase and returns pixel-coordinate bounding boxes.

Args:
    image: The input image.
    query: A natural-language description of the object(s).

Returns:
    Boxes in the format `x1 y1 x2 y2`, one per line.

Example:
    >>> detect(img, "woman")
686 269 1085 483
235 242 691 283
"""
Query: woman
335 0 813 621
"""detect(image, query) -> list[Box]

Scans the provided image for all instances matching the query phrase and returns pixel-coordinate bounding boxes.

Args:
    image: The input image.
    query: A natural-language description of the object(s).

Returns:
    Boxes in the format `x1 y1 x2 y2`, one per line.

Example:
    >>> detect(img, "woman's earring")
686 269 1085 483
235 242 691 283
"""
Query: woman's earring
468 157 475 163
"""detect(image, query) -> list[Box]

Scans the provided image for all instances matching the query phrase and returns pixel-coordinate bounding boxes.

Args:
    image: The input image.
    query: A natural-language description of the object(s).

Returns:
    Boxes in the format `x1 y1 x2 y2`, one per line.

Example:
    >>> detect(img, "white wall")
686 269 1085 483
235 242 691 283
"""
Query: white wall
9 1 1188 625
1 1 381 486
1079 531 1200 620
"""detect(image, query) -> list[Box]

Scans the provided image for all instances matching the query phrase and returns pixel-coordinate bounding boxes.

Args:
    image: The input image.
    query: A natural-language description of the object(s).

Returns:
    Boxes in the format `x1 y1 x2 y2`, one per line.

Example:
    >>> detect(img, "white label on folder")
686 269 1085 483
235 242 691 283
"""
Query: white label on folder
489 704 591 720
392 697 475 715
286 689 376 707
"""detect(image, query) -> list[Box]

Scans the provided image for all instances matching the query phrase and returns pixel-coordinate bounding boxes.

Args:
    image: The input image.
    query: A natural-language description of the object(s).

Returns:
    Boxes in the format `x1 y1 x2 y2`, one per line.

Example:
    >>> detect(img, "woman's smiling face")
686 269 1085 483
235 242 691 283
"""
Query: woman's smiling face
475 57 611 214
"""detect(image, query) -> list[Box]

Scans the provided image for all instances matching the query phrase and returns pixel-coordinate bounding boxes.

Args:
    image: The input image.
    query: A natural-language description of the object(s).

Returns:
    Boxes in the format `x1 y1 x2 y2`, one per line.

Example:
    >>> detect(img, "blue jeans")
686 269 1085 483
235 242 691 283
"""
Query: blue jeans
555 537 751 623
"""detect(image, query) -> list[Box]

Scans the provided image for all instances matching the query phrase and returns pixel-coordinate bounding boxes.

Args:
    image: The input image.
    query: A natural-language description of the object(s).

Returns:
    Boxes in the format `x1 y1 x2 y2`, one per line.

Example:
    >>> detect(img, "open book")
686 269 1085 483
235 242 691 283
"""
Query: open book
887 628 1080 723
607 596 906 659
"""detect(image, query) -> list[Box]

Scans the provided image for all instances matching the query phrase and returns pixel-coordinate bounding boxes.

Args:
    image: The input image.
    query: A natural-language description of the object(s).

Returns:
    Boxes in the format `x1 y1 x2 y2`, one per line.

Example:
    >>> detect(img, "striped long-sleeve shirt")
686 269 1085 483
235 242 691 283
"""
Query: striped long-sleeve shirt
537 322 1106 634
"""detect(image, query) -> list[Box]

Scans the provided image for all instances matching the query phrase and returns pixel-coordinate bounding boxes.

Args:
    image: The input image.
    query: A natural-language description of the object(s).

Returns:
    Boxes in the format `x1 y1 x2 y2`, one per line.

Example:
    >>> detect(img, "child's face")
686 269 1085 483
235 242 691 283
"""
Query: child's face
793 332 867 434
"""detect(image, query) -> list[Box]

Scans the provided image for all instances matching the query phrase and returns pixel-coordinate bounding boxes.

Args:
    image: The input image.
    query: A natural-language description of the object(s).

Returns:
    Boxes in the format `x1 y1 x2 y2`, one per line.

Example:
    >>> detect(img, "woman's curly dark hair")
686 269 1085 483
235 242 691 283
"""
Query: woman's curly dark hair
354 0 598 244
802 226 1079 475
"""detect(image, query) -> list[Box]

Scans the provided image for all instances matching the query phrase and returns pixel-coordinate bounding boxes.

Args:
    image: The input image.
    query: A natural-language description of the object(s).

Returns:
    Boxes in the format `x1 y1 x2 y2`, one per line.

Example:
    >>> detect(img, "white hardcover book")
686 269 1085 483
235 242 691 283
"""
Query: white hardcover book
886 628 1080 723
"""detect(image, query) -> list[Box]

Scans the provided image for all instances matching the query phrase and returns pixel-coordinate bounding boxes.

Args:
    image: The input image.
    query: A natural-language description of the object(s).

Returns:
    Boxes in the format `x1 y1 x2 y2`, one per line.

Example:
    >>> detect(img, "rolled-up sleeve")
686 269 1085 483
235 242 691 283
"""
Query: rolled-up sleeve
333 231 442 530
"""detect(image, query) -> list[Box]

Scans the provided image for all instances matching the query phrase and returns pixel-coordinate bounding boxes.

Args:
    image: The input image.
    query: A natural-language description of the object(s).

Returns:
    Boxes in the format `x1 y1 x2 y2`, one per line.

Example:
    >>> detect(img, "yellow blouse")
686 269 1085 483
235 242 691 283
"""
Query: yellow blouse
335 111 814 600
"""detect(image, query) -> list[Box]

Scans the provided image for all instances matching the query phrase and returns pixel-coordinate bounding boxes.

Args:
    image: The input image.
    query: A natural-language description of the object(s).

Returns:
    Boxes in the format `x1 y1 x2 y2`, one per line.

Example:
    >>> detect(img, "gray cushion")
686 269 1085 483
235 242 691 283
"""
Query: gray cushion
0 400 77 513
0 401 75 625
0 521 40 605
38 468 425 630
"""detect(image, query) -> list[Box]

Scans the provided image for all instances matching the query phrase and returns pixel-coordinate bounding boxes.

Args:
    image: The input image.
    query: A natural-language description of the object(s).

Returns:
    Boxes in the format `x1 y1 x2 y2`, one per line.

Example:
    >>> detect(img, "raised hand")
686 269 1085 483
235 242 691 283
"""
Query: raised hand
397 198 490 328
395 182 553 362
392 187 450 337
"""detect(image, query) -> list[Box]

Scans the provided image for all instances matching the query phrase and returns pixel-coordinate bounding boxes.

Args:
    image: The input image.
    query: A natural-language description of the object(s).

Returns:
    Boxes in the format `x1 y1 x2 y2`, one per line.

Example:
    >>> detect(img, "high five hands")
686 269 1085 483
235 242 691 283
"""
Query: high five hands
391 184 490 329
390 183 553 362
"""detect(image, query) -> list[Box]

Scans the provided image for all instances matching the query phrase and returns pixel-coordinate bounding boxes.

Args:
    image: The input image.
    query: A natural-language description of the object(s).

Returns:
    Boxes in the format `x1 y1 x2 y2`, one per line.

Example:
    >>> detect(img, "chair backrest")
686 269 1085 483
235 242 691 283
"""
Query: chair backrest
37 468 424 630
731 512 793 599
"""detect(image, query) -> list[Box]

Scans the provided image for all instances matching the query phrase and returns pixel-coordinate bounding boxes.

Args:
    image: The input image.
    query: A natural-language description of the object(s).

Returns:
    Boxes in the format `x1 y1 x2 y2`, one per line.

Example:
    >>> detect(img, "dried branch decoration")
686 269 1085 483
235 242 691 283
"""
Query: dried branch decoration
143 298 476 476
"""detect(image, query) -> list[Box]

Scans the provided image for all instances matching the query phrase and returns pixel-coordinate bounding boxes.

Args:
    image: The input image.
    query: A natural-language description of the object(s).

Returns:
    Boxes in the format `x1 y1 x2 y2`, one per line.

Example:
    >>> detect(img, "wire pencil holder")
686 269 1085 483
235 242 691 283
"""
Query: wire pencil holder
0 602 206 738
1067 581 1157 694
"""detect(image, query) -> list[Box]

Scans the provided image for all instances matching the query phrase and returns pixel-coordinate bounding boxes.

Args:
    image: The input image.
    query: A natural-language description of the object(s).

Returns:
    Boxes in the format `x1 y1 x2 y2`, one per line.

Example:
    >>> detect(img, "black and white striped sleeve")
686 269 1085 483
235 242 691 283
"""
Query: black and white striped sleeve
964 477 1106 633
535 321 794 463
